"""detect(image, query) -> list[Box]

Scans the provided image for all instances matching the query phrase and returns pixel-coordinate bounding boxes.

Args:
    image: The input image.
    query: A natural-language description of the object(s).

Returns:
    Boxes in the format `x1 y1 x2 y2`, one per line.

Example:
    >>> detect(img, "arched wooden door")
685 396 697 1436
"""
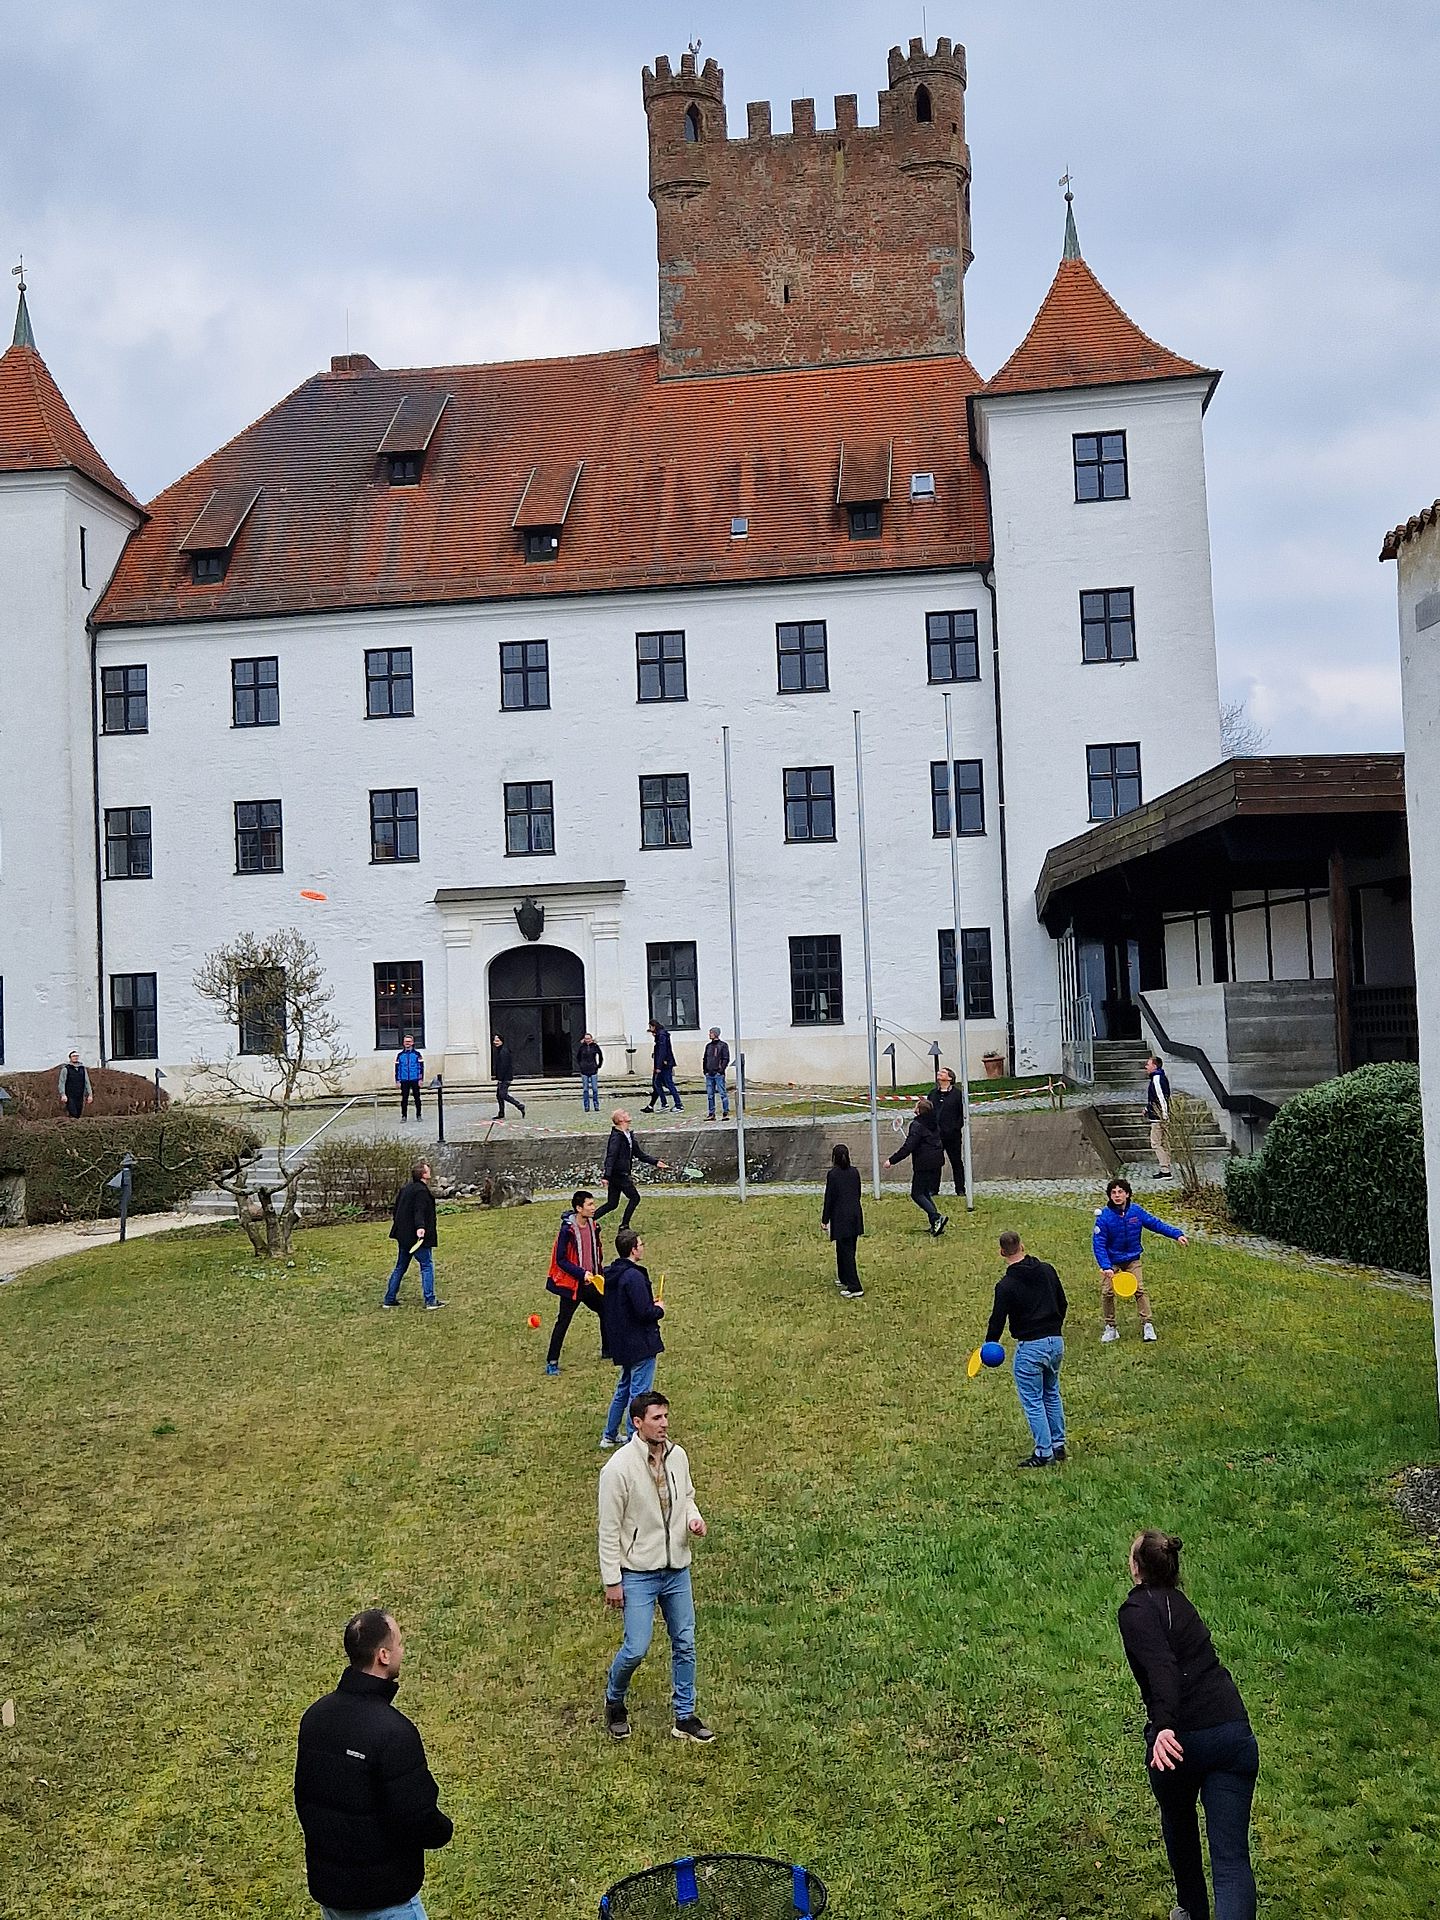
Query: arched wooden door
487 946 586 1077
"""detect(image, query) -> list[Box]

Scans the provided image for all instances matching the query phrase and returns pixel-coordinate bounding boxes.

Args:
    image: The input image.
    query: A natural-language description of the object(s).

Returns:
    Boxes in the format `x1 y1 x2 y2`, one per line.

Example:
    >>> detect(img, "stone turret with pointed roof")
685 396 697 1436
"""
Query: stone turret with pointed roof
0 286 140 509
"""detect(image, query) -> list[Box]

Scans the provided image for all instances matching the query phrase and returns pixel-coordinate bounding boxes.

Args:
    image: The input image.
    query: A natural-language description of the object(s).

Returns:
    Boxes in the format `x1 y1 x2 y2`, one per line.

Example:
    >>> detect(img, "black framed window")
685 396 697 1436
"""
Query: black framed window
640 774 691 849
110 973 158 1059
784 766 836 842
777 620 828 694
370 789 419 862
232 656 280 726
101 664 148 734
647 941 699 1031
524 528 560 563
930 760 985 836
789 935 844 1025
847 503 883 541
79 527 89 590
504 781 554 855
927 610 980 683
1074 431 1128 502
1080 588 1136 664
637 630 687 702
104 806 152 879
938 928 996 1021
1087 743 1142 821
235 799 283 873
501 641 550 711
191 550 227 584
238 967 286 1056
366 648 414 718
387 454 421 487
375 962 425 1049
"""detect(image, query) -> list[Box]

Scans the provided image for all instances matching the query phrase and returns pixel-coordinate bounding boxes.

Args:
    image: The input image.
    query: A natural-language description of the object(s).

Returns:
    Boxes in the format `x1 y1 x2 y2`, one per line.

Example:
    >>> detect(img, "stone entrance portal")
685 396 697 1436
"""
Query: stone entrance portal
488 945 586 1077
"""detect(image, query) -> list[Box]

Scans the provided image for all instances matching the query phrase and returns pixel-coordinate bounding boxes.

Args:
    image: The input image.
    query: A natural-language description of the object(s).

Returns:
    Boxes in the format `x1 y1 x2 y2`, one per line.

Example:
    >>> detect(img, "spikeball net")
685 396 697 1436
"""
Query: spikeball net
599 1854 827 1919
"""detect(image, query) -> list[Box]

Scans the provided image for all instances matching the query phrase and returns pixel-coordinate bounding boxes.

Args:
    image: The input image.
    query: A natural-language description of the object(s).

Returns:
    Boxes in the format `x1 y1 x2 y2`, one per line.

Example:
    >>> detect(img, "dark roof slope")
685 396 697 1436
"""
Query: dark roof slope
95 346 991 628
0 341 141 510
981 256 1212 400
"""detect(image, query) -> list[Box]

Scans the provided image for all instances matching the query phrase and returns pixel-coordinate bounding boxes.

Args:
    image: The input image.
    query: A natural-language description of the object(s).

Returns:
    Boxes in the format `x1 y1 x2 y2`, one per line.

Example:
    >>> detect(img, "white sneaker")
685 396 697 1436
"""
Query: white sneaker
1101 1325 1120 1344
1143 1323 1158 1342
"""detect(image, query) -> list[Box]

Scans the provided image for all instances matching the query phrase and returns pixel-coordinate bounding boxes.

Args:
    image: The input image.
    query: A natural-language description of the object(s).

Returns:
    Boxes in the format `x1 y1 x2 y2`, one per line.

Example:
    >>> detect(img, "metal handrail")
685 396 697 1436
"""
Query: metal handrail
1136 994 1277 1123
294 1095 366 1157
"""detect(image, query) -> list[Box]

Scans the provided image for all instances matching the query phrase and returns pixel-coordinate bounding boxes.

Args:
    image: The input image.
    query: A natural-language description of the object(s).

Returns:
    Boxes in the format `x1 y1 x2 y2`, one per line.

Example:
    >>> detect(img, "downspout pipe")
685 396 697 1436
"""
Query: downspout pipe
979 563 1017 1076
88 615 108 1065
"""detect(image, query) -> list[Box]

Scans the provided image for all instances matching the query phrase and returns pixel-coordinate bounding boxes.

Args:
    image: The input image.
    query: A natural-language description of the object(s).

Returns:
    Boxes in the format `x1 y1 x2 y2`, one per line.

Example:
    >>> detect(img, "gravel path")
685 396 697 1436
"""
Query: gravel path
0 1211 221 1283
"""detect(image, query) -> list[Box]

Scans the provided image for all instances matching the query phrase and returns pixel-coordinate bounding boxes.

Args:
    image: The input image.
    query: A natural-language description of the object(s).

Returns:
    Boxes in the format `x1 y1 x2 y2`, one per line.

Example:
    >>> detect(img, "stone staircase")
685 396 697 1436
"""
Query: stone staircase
1088 1041 1230 1169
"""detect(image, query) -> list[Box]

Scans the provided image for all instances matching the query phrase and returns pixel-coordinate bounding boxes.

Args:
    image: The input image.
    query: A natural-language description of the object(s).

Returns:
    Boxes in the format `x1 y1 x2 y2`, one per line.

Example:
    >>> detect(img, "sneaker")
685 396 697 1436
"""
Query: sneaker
599 1432 620 1449
1170 1909 1192 1920
1101 1325 1120 1344
518 1102 527 1118
545 1361 560 1376
705 1113 716 1122
423 1299 446 1310
1053 1445 1068 1462
1017 1452 1052 1469
841 1286 865 1299
605 1698 631 1742
381 1299 399 1309
672 1714 716 1743
1156 1169 1173 1179
642 1104 656 1113
1143 1323 1158 1342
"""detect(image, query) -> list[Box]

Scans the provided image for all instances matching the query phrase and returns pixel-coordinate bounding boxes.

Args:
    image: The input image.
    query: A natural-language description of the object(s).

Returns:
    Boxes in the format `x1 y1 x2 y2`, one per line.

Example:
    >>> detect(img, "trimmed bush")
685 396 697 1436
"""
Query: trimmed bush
0 1109 258 1225
1225 1062 1427 1274
3 1065 170 1120
303 1135 419 1223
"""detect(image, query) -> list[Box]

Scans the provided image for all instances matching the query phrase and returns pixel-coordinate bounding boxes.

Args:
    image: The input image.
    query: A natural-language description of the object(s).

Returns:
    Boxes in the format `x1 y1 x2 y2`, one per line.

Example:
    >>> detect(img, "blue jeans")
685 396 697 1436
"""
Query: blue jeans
1148 1719 1259 1920
320 1899 427 1920
651 1065 681 1108
1012 1335 1065 1457
603 1354 657 1443
384 1244 436 1306
580 1072 600 1111
606 1565 696 1717
704 1071 730 1117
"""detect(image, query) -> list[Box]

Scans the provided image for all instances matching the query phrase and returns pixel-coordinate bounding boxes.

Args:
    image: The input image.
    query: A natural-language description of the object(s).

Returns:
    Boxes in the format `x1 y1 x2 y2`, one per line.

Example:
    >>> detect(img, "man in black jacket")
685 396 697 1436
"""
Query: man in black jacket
643 1018 682 1112
383 1162 443 1309
594 1110 667 1229
599 1227 666 1446
491 1032 526 1122
701 1027 731 1120
934 1065 966 1195
984 1230 1068 1468
295 1608 453 1918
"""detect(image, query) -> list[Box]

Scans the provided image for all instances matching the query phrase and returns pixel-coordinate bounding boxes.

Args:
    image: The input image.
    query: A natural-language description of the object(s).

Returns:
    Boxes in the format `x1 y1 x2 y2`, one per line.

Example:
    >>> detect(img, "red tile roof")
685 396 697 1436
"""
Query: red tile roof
94 346 992 629
0 341 141 510
981 257 1212 400
1381 500 1440 562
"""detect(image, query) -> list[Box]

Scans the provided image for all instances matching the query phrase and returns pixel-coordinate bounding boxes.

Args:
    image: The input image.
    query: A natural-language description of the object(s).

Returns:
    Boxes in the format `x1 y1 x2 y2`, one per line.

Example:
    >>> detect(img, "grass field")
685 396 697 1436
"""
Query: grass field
3 1194 1438 1918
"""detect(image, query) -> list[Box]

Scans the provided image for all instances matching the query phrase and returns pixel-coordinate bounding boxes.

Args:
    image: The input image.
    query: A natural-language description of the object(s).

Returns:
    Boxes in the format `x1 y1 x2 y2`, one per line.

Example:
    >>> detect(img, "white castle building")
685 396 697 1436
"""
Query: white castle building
0 39 1223 1092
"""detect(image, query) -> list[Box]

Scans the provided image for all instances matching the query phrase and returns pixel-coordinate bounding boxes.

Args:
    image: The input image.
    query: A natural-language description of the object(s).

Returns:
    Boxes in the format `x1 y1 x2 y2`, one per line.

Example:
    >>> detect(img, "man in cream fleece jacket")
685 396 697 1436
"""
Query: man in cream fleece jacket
598 1390 713 1744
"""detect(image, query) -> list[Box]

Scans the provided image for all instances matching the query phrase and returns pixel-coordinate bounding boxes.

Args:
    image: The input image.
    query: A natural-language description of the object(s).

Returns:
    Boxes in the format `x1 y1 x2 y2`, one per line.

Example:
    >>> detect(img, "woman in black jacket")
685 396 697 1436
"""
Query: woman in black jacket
1118 1530 1258 1920
934 1065 966 1195
886 1097 948 1237
820 1143 865 1297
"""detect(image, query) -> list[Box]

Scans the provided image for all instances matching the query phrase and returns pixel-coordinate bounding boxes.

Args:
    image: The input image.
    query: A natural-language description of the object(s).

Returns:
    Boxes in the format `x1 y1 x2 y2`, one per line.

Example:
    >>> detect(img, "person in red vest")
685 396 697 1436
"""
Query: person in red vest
544 1189 604 1375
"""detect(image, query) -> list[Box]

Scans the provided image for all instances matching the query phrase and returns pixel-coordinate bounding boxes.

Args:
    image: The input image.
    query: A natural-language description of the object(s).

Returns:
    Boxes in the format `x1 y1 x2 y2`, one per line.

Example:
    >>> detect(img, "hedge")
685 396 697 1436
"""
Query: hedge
1224 1061 1427 1274
2 1065 170 1120
0 1109 259 1226
303 1136 419 1224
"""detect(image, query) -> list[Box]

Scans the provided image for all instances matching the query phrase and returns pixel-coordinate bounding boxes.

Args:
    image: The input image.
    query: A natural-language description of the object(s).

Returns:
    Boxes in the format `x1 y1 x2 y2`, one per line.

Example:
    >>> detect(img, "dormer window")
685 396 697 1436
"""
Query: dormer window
191 550 228 583
524 529 561 564
847 504 883 541
387 453 421 487
514 460 584 564
684 102 701 142
836 437 893 543
376 391 450 487
179 484 262 588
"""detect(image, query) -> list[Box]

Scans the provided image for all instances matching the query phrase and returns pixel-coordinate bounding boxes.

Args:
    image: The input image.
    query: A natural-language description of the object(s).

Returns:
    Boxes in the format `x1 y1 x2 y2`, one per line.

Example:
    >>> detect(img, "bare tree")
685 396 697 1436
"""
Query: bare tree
192 928 351 1256
1220 698 1269 759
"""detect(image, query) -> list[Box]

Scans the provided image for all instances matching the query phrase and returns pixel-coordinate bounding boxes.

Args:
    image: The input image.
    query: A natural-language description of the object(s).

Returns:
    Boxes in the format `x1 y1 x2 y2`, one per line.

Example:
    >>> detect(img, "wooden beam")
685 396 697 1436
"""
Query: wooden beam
1329 843 1353 1073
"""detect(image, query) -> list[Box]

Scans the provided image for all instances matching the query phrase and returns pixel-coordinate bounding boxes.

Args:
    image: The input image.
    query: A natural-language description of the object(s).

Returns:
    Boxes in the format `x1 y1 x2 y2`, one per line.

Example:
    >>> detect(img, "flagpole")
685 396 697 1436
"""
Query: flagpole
944 692 976 1210
854 710 882 1199
722 725 747 1203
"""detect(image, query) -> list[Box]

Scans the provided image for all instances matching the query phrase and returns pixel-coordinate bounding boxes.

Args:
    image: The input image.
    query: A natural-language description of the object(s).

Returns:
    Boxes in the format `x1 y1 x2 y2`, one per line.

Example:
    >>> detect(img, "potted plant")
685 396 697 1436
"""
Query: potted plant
982 1050 1006 1079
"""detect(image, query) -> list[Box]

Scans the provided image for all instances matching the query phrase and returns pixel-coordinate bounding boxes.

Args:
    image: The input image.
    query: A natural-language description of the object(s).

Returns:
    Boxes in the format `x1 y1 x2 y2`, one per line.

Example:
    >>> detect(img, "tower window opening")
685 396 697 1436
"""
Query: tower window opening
684 103 701 142
915 84 933 124
783 283 791 305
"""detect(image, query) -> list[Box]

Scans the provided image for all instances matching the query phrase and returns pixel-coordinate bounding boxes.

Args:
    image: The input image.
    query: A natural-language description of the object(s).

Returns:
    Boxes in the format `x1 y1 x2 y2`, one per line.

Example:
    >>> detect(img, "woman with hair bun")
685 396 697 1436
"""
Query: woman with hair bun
1118 1531 1259 1920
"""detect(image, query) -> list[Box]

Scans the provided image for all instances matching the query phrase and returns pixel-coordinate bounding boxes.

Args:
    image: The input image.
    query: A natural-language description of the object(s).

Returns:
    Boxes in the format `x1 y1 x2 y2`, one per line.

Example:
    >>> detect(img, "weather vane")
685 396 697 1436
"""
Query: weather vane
1059 170 1073 202
11 255 25 295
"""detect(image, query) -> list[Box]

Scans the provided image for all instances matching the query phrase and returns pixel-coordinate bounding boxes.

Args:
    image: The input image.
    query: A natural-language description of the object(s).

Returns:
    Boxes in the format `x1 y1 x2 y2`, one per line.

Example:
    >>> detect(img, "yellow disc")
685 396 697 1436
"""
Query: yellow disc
967 1348 984 1379
1112 1269 1139 1299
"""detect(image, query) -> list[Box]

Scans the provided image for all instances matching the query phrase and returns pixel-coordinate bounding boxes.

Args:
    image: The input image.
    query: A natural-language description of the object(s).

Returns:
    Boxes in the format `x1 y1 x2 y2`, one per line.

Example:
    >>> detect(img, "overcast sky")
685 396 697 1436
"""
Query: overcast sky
4 1 1436 752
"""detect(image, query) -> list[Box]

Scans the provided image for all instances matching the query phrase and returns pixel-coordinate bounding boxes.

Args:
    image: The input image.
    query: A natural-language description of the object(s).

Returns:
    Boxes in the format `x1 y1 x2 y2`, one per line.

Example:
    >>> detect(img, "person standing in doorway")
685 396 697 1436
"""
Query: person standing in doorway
382 1161 443 1309
577 1032 604 1114
886 1097 948 1237
599 1228 665 1447
294 1608 454 1920
599 1391 713 1744
821 1142 864 1297
1146 1054 1173 1179
1093 1177 1188 1343
58 1051 93 1119
1119 1530 1259 1920
934 1064 967 1196
701 1028 731 1121
643 1018 682 1113
984 1230 1067 1467
491 1032 526 1122
544 1189 604 1375
395 1033 424 1121
594 1111 667 1230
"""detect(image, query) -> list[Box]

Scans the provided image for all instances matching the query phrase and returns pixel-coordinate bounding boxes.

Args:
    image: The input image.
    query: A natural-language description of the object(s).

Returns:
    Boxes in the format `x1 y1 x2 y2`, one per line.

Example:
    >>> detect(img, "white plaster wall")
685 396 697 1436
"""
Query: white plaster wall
0 471 137 1070
976 378 1224 1070
95 571 1011 1088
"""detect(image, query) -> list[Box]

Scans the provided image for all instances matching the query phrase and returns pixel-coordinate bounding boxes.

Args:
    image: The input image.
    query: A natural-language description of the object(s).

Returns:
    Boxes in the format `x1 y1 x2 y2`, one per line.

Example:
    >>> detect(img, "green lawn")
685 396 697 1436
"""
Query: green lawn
2 1196 1437 1918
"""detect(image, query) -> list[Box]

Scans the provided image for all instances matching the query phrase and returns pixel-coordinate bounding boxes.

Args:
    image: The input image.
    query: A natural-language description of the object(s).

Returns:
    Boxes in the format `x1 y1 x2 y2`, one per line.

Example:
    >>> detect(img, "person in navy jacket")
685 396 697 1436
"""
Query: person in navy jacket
394 1034 424 1120
1093 1177 1188 1344
643 1019 683 1112
598 1227 666 1446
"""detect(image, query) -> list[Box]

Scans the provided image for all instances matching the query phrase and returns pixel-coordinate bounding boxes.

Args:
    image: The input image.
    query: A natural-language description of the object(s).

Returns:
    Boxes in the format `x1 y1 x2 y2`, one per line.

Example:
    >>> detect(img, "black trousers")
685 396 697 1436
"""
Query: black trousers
909 1170 941 1224
496 1079 525 1118
400 1082 422 1118
594 1176 641 1228
65 1095 84 1119
545 1290 598 1366
834 1235 861 1294
941 1136 965 1194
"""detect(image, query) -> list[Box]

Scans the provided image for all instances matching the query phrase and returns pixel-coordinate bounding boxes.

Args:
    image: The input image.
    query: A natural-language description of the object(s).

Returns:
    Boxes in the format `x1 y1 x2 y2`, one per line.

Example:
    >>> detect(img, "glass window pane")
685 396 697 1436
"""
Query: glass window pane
1115 744 1140 774
1102 435 1126 460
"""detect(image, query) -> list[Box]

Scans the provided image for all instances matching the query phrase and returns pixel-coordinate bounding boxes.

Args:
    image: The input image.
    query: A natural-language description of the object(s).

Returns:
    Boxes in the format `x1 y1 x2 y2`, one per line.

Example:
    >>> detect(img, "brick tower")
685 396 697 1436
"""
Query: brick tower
643 39 972 379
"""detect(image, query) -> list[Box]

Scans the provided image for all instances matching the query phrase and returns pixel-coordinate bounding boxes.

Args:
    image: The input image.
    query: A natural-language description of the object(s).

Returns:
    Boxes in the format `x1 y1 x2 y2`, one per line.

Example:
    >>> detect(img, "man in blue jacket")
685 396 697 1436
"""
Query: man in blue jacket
643 1019 682 1112
1093 1177 1188 1344
394 1034 424 1121
599 1227 666 1447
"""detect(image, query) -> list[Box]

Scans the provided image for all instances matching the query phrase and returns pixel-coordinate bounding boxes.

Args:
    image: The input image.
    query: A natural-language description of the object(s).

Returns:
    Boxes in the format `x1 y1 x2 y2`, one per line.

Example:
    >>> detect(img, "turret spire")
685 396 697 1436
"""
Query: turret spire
1060 173 1081 261
11 257 34 348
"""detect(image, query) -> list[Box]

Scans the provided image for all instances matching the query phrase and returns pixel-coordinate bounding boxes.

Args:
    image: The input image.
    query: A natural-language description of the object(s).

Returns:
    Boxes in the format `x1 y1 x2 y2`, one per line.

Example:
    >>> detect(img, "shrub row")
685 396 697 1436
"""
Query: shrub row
1225 1061 1427 1275
0 1110 259 1225
302 1136 420 1223
2 1065 170 1120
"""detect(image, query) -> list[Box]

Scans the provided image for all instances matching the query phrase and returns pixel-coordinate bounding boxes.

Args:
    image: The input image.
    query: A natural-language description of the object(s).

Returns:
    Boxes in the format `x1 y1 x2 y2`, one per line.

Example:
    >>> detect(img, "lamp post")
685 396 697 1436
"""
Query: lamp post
106 1151 138 1243
929 1040 942 1086
432 1073 445 1146
853 711 882 1200
943 691 977 1211
153 1067 166 1111
0 1087 11 1121
882 1041 897 1093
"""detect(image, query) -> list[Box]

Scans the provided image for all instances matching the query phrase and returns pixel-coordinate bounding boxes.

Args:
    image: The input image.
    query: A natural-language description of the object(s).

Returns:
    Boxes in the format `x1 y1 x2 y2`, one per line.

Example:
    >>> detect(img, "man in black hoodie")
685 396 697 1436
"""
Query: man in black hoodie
294 1608 453 1918
984 1230 1068 1468
491 1032 526 1122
